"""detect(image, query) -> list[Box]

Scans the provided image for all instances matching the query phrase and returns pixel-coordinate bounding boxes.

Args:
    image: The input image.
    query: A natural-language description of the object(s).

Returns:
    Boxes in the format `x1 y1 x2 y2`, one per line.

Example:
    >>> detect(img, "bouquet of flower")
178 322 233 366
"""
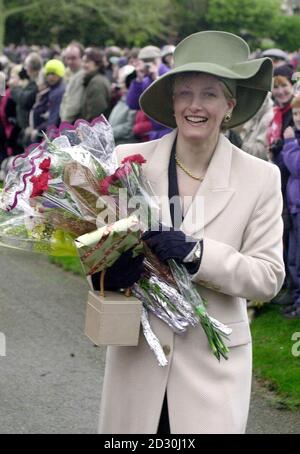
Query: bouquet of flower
0 116 231 364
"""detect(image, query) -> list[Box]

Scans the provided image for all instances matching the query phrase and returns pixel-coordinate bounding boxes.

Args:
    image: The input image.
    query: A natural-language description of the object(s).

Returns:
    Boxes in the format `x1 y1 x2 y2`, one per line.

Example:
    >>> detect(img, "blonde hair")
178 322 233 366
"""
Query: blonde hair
172 72 235 99
291 96 300 109
219 80 235 102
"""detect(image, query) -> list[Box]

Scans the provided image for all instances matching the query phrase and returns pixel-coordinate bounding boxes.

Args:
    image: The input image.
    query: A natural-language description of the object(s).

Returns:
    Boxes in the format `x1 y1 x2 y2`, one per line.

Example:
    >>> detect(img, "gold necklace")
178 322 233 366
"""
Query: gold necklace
175 154 204 181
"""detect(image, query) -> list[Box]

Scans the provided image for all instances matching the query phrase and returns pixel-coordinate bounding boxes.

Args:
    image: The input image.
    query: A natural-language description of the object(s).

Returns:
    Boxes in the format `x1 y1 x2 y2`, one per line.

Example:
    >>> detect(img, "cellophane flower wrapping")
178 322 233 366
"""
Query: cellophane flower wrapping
0 115 232 365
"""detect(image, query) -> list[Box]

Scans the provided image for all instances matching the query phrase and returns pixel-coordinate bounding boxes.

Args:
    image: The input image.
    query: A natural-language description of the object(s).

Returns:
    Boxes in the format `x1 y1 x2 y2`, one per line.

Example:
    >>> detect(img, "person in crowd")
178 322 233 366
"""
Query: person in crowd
132 110 152 142
80 47 111 122
60 42 85 123
0 70 5 159
29 59 65 142
104 46 122 111
10 52 43 148
95 31 284 434
1 64 24 155
108 65 137 144
0 65 24 180
0 55 12 79
262 48 291 69
127 47 140 68
161 44 175 69
0 69 10 161
126 45 172 140
289 50 300 71
48 44 62 60
237 92 274 160
0 70 11 167
62 41 84 83
268 64 295 306
281 95 300 319
104 46 122 84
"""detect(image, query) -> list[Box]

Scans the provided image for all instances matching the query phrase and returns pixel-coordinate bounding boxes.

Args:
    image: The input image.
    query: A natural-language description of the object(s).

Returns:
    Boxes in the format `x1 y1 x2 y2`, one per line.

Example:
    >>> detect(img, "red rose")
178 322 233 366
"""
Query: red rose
39 158 51 171
99 175 117 195
30 171 50 198
121 154 146 165
114 164 132 180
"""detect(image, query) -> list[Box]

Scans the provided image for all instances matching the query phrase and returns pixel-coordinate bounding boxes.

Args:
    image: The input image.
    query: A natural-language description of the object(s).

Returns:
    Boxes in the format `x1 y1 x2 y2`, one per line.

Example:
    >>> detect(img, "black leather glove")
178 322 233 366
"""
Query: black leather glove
91 249 144 291
142 228 197 263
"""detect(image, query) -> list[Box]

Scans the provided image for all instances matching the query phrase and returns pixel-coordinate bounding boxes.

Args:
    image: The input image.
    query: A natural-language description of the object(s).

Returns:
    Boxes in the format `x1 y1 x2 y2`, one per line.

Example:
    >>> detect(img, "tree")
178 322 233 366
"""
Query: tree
272 15 300 51
0 0 40 52
204 0 281 48
170 0 209 42
98 0 171 46
4 0 172 49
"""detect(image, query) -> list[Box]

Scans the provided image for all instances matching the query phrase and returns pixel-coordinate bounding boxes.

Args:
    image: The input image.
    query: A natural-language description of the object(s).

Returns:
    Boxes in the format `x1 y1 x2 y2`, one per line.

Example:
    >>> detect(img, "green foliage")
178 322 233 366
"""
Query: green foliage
272 15 300 51
169 0 209 41
4 0 172 48
0 0 40 52
205 0 282 47
2 0 298 53
97 0 171 47
50 255 84 275
251 304 300 409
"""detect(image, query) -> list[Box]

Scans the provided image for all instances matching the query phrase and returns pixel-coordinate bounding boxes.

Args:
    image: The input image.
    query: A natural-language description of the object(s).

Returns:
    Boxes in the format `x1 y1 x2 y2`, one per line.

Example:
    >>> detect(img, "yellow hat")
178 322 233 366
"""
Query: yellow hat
44 59 65 78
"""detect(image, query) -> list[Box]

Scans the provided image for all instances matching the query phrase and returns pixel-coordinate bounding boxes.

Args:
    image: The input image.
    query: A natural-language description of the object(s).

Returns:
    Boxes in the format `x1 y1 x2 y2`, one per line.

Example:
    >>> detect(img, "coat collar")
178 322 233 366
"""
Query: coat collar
145 130 235 237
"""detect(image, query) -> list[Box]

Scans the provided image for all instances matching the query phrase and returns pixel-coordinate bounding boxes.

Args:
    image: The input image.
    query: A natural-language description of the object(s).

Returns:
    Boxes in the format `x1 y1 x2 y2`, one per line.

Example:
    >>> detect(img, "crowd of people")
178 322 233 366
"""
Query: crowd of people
0 41 176 167
0 41 300 318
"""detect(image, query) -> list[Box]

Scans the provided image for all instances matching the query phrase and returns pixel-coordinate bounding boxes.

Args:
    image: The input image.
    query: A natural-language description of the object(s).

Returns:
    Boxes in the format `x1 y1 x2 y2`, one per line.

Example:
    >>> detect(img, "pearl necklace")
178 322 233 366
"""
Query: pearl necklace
175 154 204 181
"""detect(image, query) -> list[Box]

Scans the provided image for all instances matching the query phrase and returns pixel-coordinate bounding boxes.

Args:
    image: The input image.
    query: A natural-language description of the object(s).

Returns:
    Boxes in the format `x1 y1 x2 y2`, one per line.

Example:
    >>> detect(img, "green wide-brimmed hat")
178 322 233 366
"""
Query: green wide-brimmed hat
139 31 273 129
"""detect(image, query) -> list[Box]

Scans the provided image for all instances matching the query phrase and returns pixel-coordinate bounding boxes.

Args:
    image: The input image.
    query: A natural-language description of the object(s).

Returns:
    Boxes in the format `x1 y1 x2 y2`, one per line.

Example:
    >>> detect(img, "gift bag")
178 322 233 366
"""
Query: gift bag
84 271 142 346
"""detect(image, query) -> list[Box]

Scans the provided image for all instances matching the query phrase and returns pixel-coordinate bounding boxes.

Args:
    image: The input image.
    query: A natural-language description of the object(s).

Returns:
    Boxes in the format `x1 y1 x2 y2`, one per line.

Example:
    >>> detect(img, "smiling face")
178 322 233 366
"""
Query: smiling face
82 56 98 74
272 76 294 107
172 73 236 145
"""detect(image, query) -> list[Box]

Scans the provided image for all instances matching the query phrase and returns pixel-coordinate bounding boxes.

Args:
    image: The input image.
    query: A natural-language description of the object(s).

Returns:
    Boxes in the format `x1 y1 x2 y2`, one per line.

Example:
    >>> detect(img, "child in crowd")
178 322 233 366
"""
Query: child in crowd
282 95 300 318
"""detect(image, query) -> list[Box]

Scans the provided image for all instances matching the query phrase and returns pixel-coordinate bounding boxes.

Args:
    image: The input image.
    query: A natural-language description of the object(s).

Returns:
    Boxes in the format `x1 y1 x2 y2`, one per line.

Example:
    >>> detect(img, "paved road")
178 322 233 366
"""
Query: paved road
0 248 300 434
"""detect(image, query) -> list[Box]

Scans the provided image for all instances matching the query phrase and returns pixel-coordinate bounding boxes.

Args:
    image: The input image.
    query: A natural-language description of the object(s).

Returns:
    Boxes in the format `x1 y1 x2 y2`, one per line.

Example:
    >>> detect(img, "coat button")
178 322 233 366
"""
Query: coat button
163 345 171 356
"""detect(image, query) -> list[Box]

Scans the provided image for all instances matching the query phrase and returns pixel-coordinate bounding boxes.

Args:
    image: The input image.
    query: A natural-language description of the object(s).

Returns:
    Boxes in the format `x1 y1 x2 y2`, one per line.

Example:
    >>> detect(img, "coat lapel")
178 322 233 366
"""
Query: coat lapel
145 131 235 238
181 134 235 238
144 130 176 228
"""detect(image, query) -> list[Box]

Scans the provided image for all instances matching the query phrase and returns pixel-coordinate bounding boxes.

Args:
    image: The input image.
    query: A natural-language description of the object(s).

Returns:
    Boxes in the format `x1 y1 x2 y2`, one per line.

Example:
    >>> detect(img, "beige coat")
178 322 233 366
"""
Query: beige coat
98 130 285 434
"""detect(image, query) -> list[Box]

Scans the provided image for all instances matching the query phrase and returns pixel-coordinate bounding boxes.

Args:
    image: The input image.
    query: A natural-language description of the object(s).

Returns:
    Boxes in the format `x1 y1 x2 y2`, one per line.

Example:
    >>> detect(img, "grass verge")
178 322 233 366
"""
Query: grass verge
251 303 300 410
49 256 84 275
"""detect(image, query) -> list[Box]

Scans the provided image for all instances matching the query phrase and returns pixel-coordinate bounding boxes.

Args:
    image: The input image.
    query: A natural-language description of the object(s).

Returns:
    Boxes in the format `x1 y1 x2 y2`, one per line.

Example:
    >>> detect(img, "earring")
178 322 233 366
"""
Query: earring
223 112 232 123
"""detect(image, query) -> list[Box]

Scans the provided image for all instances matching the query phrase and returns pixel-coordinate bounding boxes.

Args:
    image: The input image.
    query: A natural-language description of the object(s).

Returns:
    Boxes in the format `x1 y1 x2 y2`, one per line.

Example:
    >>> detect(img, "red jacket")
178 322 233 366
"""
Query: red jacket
132 110 151 142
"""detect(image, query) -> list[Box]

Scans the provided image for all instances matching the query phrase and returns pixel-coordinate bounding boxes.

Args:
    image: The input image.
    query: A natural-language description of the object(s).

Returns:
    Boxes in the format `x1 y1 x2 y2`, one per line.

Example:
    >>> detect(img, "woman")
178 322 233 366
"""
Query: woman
126 45 172 140
0 64 23 158
268 65 295 306
281 96 300 319
11 52 43 147
80 47 111 122
97 31 285 434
